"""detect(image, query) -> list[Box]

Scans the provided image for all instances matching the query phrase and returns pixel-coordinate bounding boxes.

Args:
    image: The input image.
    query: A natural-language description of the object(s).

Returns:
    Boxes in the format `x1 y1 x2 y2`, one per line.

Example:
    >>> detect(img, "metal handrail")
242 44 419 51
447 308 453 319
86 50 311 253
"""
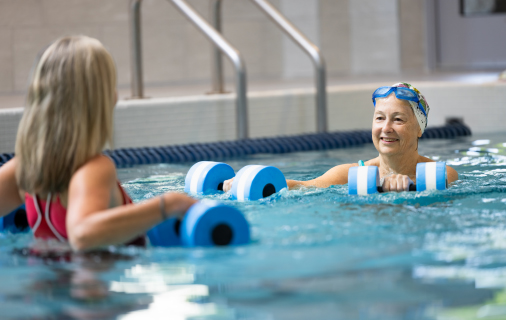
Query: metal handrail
129 0 144 99
128 0 249 139
170 0 248 139
250 0 328 133
209 0 226 94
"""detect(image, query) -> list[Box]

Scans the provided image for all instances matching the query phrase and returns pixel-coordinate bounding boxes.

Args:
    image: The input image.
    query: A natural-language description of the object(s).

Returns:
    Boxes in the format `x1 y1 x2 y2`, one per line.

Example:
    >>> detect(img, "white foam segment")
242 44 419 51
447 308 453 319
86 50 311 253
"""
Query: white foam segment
190 161 212 194
425 162 437 190
357 166 369 195
237 165 262 201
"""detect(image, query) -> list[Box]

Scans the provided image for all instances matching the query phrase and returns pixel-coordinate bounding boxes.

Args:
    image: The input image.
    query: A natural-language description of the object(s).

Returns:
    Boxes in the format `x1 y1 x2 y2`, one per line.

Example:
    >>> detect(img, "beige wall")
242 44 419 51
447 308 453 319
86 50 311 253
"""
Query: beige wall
0 81 503 153
0 0 428 95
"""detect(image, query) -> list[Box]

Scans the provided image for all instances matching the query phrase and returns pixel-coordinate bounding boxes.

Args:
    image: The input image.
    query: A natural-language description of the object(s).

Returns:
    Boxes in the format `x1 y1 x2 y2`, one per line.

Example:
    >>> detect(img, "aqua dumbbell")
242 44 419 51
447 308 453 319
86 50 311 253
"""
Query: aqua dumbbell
348 166 382 195
185 161 287 200
147 200 250 247
348 162 447 195
185 161 235 195
416 162 447 191
231 165 287 201
0 205 29 233
147 217 182 246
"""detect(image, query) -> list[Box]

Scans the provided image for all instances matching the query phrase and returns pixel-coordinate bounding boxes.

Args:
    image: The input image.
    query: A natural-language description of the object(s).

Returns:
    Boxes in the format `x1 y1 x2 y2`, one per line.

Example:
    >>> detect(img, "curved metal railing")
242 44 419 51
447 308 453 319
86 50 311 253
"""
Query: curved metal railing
128 0 330 138
170 0 249 140
250 0 328 133
128 0 249 139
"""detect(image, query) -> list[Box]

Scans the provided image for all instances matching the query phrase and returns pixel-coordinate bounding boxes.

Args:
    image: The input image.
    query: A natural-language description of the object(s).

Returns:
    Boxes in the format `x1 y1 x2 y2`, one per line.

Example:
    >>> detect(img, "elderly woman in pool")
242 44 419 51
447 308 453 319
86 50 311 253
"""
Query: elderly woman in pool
225 82 458 192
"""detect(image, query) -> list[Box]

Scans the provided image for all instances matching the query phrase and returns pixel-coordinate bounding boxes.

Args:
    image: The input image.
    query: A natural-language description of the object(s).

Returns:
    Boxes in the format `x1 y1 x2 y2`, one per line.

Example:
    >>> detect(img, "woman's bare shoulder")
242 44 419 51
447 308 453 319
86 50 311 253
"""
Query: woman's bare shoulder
417 155 434 163
71 155 117 185
364 157 380 166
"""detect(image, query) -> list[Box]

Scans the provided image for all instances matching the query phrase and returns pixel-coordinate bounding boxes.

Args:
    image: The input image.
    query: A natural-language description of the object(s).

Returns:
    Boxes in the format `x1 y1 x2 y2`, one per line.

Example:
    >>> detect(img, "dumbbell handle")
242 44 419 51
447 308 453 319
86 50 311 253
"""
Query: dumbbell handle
377 184 417 193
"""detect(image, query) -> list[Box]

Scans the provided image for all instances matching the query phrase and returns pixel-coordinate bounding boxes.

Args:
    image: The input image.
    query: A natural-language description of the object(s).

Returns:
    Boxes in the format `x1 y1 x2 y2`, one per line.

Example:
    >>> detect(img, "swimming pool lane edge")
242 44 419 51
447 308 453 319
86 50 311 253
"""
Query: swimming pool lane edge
0 123 471 168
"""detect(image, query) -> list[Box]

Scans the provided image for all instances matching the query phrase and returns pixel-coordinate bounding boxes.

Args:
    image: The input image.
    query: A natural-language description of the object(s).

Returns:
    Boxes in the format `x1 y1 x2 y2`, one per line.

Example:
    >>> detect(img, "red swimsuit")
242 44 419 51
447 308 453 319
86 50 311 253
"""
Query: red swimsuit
25 182 145 246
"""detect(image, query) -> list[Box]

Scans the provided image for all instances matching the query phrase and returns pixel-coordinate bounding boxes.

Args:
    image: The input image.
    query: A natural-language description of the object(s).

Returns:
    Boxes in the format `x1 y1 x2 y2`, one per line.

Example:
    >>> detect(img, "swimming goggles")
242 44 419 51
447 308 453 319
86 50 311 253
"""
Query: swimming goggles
372 86 427 117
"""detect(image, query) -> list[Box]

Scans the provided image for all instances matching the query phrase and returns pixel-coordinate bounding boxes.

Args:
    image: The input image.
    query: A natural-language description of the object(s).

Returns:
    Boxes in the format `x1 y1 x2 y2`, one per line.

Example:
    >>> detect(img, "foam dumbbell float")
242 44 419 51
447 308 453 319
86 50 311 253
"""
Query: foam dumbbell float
0 205 29 233
415 162 447 191
185 161 287 201
147 200 250 247
231 165 287 201
348 162 447 195
185 161 235 195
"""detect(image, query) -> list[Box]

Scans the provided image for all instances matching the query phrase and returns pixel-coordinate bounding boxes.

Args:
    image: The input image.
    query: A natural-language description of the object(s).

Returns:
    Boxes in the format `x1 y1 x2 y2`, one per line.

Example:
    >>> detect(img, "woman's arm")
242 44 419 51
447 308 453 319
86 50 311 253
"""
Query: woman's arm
447 166 458 184
66 155 197 252
0 158 24 217
285 163 357 189
223 163 357 192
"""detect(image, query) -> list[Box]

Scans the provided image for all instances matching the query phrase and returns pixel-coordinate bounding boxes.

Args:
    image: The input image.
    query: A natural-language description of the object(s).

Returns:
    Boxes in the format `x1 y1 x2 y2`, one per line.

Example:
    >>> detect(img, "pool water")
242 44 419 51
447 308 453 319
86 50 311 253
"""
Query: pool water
1 133 506 319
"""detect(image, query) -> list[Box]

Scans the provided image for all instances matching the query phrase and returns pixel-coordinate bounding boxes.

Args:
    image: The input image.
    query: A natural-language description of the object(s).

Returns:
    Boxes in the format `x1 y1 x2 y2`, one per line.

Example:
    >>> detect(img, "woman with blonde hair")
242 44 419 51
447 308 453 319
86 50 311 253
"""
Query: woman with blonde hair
0 35 196 251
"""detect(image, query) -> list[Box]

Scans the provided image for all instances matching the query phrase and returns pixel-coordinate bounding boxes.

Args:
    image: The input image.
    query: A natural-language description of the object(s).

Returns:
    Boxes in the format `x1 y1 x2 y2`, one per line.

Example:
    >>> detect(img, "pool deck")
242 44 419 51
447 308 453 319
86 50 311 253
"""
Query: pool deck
0 71 503 109
0 70 504 154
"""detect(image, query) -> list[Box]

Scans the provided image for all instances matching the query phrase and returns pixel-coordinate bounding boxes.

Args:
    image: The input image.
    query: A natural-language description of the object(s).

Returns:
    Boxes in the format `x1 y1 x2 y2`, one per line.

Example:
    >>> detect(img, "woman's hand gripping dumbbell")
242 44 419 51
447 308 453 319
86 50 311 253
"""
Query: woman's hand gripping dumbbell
348 162 448 195
185 161 287 201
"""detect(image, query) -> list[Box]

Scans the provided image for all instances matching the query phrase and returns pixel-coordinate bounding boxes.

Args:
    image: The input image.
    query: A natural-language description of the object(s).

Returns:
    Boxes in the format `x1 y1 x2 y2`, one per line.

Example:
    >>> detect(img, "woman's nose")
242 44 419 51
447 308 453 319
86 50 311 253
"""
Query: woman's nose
382 120 394 132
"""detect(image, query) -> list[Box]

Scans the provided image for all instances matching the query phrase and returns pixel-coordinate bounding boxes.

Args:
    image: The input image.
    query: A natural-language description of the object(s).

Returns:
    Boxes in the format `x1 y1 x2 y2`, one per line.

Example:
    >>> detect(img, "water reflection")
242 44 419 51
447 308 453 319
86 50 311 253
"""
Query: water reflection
5 247 151 319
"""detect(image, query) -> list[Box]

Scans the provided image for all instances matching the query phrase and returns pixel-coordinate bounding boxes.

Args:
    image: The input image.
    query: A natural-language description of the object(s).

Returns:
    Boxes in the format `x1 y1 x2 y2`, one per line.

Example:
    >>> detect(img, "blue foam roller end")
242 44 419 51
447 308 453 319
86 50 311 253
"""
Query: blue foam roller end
416 163 426 192
231 165 287 201
181 200 250 247
348 166 379 195
184 161 235 195
348 167 358 195
416 162 447 191
0 204 28 233
436 162 447 190
147 217 182 247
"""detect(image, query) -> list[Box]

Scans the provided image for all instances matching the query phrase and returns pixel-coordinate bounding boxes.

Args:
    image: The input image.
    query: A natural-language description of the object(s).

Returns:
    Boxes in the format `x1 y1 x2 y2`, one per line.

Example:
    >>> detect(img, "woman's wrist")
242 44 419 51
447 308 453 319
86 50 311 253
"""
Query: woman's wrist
159 196 169 221
159 193 197 221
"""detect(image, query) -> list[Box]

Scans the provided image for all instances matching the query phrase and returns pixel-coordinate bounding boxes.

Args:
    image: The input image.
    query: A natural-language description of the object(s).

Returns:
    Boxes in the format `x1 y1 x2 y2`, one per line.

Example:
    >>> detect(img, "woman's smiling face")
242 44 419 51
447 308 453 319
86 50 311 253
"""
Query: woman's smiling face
372 94 421 157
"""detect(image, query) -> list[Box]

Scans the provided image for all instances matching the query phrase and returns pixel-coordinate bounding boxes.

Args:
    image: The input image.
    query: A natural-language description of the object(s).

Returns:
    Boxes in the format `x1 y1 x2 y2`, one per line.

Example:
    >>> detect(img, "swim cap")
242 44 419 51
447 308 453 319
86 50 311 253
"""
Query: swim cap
391 82 430 134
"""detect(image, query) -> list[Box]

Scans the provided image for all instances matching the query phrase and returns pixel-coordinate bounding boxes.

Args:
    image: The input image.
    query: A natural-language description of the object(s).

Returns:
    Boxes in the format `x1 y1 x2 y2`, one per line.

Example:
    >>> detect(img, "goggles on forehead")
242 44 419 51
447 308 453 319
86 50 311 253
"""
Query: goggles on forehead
372 86 427 117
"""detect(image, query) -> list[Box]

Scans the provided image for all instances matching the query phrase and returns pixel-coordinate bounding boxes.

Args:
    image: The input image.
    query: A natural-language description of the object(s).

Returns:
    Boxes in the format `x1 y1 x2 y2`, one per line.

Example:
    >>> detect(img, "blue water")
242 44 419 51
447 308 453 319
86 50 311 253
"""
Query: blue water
1 133 506 319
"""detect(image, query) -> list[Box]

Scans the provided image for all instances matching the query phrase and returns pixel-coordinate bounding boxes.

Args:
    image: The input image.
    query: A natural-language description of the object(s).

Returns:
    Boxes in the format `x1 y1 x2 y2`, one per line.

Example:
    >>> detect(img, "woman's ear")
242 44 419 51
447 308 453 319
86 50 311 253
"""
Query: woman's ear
417 128 422 138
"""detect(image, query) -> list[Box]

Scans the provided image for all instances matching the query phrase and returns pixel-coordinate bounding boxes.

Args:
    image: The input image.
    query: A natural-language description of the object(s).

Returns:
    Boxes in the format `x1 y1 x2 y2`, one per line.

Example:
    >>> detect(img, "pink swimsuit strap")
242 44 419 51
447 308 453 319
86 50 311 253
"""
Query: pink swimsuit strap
25 193 68 240
25 182 145 246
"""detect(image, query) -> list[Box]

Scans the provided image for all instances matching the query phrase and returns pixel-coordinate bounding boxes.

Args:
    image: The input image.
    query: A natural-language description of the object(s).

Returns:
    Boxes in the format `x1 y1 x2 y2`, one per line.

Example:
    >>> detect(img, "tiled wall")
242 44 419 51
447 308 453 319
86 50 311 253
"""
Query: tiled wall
349 0 401 75
0 0 427 95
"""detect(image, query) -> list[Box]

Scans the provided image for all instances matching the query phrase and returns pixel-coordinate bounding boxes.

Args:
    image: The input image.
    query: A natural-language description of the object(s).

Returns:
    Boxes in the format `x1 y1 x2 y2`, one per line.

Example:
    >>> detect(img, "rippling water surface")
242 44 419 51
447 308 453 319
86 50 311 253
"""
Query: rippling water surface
1 133 506 319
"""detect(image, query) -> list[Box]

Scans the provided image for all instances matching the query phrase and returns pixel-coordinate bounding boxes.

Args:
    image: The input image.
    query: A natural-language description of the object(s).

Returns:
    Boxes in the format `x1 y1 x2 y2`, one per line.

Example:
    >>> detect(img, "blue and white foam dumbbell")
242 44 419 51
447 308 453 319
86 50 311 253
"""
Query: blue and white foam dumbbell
416 162 447 191
185 161 235 195
147 200 250 247
348 166 381 195
0 205 29 233
147 217 182 246
231 165 287 201
349 162 447 195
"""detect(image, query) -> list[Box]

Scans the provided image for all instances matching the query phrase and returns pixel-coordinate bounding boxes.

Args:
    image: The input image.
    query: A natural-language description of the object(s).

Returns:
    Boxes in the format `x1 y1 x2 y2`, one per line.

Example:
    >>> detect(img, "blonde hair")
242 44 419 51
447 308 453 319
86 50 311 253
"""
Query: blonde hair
15 36 117 195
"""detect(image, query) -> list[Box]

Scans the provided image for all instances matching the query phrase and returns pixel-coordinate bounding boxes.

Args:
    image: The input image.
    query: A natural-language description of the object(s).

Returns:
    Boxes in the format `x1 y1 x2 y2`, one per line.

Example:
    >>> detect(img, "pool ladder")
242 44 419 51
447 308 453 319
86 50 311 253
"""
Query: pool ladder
129 0 328 139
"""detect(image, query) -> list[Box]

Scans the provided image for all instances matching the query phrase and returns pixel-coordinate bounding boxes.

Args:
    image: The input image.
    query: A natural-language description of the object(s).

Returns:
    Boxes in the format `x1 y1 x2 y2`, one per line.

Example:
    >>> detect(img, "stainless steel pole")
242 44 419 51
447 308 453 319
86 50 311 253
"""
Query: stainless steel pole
170 0 249 139
129 0 144 99
210 0 226 94
251 0 328 132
